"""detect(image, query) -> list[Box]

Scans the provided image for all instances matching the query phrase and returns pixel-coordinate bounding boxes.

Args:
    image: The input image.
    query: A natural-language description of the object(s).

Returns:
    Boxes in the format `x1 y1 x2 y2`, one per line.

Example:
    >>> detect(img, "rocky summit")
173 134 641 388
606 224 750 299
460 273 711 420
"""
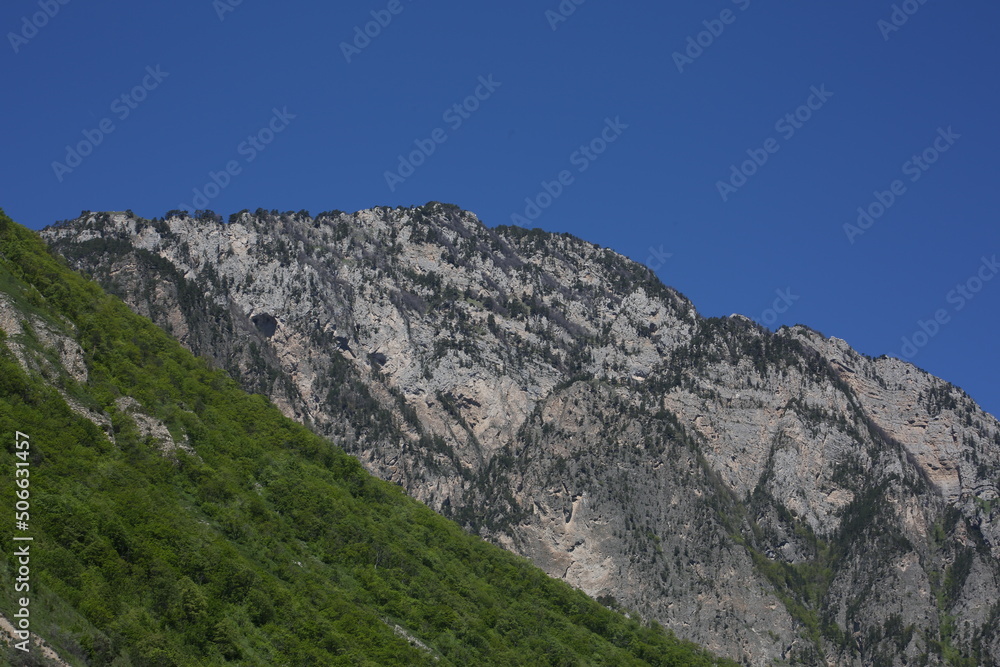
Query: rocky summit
44 204 1000 665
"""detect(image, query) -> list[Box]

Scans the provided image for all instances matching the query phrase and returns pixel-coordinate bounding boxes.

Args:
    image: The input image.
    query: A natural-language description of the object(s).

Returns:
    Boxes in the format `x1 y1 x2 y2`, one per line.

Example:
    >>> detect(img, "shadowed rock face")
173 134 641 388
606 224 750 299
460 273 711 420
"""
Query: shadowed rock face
251 312 278 338
44 205 1000 666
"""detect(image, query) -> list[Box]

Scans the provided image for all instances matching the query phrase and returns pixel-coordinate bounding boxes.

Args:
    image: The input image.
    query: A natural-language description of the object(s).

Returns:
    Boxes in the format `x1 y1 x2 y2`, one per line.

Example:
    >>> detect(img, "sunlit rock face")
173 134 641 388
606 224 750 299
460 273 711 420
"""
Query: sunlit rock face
45 205 1000 666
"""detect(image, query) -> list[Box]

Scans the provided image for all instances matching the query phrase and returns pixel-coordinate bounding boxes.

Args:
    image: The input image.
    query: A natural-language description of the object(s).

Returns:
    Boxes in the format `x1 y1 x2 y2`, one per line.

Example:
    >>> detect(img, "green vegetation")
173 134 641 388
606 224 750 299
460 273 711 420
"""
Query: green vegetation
0 209 736 665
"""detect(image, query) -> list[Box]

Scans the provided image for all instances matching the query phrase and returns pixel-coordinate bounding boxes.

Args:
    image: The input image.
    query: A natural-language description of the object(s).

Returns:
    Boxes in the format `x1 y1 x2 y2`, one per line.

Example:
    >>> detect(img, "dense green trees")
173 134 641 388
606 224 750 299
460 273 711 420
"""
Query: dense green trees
0 210 735 665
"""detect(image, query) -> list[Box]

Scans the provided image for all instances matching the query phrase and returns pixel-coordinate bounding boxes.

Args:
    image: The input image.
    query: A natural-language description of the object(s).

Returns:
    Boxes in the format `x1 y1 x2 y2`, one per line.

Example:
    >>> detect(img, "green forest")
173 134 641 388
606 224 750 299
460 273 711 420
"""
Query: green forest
0 208 736 665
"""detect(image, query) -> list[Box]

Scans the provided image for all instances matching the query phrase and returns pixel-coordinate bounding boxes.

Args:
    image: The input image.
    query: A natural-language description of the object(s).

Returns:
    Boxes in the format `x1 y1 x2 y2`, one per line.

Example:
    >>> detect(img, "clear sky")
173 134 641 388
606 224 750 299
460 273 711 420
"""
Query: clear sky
2 0 998 416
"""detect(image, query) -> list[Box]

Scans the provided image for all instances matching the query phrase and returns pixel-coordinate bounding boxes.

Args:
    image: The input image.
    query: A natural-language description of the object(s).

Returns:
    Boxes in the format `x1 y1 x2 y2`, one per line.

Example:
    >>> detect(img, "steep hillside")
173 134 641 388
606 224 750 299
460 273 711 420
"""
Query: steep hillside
43 206 1000 665
0 209 735 665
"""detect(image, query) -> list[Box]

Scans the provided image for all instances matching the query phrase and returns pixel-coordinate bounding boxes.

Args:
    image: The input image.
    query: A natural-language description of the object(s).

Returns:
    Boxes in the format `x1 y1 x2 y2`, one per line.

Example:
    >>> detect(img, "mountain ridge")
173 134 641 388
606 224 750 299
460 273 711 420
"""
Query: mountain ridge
0 207 737 665
42 204 1000 665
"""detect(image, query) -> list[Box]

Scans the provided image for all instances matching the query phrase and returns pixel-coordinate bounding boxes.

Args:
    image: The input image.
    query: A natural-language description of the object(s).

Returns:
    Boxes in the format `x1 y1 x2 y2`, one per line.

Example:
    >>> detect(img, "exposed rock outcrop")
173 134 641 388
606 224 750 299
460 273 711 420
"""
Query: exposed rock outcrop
43 206 1000 665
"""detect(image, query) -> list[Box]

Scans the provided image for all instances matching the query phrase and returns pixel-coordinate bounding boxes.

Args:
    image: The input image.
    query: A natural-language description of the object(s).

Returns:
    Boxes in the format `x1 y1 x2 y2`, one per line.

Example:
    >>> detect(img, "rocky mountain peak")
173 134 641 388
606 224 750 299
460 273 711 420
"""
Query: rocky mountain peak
43 204 1000 665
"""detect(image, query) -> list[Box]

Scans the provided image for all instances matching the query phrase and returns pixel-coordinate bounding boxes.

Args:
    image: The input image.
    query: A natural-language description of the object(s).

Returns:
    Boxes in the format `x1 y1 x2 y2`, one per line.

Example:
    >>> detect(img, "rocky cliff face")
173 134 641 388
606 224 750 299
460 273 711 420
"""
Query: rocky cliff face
43 206 1000 665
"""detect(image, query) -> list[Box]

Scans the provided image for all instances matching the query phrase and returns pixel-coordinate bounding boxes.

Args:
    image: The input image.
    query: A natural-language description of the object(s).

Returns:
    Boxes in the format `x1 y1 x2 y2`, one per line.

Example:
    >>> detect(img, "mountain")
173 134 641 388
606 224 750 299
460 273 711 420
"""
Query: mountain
0 209 736 665
42 205 1000 666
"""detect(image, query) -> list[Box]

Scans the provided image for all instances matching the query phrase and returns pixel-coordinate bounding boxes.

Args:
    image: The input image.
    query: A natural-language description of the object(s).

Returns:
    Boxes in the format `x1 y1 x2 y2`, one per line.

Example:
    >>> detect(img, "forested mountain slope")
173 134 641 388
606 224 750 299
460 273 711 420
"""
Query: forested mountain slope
0 209 734 666
43 206 1000 666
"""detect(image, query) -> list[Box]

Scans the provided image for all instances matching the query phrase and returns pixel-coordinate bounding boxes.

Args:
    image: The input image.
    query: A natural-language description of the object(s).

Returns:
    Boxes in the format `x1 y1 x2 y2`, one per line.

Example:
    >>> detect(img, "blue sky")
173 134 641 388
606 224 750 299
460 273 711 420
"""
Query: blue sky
2 0 998 416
